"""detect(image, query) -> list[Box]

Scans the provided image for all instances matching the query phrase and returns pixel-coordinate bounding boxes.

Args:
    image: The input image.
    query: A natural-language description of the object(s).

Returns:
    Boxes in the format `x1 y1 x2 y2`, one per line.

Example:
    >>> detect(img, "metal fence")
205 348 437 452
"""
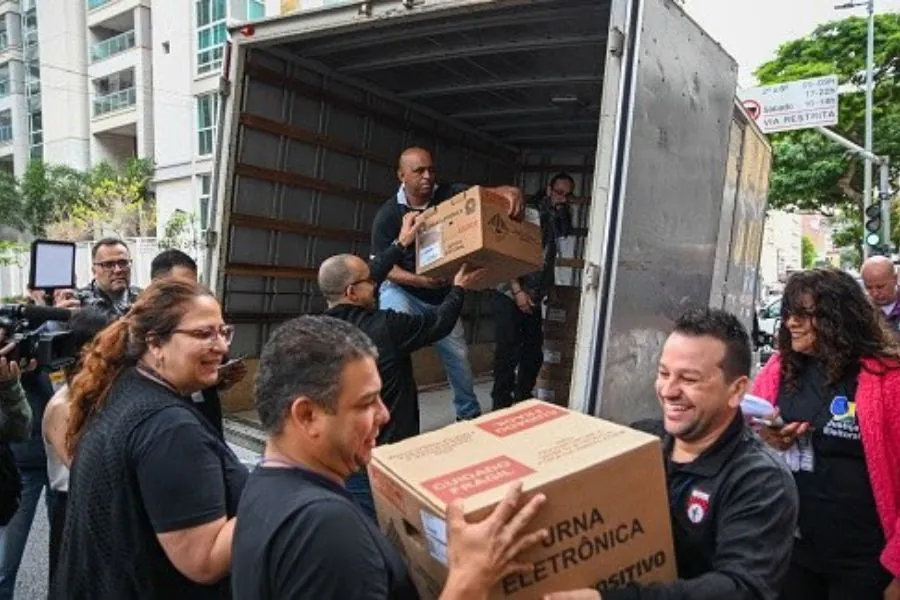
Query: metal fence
0 238 204 300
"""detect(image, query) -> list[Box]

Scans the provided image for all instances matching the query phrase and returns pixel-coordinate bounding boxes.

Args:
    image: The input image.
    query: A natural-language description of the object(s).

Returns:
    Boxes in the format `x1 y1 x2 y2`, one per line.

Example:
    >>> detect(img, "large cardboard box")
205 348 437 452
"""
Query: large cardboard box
543 287 582 341
369 400 676 599
415 186 543 289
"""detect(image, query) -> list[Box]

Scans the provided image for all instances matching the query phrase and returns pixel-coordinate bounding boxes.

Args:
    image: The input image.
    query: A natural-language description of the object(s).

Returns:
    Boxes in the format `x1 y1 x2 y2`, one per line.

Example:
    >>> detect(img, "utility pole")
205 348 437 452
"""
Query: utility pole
835 0 879 257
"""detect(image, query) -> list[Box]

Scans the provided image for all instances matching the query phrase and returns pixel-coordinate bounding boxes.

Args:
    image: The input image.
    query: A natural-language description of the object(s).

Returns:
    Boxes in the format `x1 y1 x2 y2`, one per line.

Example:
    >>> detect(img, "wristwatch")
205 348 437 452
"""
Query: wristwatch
392 238 408 250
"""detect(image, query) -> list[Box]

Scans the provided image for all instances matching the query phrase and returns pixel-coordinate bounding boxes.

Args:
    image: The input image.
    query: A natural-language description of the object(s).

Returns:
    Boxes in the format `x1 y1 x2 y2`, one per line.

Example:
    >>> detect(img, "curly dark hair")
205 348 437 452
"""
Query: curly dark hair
779 267 900 389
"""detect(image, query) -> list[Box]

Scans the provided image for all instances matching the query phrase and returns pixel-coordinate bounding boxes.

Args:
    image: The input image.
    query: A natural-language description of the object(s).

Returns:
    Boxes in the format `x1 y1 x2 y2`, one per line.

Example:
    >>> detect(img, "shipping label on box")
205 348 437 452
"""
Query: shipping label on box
370 401 676 599
415 186 543 289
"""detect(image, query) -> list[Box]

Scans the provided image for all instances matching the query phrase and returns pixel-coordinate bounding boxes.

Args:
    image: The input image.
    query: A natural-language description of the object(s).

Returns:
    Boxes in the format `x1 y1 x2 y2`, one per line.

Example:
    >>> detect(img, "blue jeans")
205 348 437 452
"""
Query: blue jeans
346 470 377 523
379 281 482 419
0 468 52 600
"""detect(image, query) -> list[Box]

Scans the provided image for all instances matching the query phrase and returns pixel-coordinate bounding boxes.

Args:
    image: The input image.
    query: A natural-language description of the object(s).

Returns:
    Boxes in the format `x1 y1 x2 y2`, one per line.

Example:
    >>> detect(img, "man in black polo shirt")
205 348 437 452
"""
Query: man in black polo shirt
318 221 485 520
231 315 550 599
370 146 524 421
544 308 798 600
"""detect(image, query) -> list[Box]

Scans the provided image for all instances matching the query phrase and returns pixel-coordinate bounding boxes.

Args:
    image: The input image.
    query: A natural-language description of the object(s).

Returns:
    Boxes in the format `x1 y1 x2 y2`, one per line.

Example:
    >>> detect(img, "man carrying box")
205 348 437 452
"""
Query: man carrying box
230 315 550 600
491 173 575 410
545 308 798 600
370 147 525 421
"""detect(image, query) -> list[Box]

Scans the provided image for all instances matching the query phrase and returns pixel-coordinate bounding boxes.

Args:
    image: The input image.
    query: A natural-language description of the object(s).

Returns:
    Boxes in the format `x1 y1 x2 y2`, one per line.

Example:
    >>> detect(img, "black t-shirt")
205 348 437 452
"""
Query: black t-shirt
370 183 469 305
131 405 247 534
778 357 884 568
53 368 248 599
232 466 419 600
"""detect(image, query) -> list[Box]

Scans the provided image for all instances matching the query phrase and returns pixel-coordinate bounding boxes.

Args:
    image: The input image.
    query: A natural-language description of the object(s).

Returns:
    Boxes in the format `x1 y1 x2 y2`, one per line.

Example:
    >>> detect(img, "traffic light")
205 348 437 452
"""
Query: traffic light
865 203 882 247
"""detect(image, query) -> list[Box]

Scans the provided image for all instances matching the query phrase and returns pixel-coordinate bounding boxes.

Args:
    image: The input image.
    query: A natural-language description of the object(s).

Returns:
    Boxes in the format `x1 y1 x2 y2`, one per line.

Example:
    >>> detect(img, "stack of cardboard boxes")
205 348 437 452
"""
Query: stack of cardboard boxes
537 286 581 407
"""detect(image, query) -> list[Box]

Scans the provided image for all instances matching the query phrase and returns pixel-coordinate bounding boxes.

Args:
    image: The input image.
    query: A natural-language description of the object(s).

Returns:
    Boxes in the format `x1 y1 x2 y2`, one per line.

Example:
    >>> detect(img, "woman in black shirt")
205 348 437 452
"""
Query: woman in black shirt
50 278 248 599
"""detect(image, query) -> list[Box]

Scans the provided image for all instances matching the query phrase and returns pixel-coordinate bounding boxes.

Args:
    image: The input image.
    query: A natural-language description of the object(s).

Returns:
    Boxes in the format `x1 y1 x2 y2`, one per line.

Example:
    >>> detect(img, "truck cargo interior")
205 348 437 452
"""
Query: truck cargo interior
211 0 770 423
213 0 609 410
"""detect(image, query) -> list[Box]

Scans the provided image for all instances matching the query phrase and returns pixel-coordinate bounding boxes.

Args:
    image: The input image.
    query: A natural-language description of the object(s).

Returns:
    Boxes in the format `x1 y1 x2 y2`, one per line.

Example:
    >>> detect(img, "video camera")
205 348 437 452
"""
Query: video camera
0 240 79 370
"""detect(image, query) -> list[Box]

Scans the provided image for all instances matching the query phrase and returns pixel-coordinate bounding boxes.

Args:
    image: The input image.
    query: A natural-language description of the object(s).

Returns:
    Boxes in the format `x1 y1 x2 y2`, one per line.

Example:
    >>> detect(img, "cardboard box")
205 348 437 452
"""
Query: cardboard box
543 339 577 367
415 186 543 289
370 400 676 599
543 288 582 341
533 377 571 407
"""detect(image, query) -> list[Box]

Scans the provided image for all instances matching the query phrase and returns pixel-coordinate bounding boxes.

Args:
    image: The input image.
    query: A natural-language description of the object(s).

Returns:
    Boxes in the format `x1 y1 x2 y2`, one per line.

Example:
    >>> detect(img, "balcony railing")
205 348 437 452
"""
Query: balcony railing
93 87 136 116
0 80 8 97
87 0 112 9
91 30 135 62
0 125 12 144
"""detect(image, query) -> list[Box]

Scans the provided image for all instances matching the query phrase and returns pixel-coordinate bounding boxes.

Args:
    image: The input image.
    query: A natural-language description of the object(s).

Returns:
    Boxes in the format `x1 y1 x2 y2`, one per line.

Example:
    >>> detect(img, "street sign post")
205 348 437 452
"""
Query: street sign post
738 75 839 134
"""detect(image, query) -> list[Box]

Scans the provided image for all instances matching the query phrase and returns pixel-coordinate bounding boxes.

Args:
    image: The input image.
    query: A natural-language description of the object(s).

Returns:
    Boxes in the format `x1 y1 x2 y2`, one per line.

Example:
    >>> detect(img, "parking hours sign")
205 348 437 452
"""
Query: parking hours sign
738 75 839 134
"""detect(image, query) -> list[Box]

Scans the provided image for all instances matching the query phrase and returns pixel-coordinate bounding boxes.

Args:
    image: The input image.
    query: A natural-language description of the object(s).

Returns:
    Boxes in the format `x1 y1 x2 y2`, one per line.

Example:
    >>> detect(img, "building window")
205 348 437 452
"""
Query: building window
196 93 219 156
198 174 211 230
29 111 42 149
0 110 11 144
247 0 265 19
196 0 227 75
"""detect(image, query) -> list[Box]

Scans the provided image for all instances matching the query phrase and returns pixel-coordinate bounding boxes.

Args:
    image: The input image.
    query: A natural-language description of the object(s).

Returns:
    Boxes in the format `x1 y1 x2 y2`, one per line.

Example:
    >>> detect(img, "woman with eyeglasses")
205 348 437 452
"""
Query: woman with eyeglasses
752 268 900 600
50 278 248 600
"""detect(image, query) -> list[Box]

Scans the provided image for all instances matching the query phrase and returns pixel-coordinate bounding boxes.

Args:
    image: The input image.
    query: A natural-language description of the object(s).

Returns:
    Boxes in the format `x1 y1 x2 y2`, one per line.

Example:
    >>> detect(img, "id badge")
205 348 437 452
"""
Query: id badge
797 433 814 473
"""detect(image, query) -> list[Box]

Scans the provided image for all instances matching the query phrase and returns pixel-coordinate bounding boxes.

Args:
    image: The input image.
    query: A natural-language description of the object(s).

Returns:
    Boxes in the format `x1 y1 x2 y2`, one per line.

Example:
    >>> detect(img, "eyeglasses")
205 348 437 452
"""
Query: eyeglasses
94 259 132 271
171 324 235 345
349 277 376 288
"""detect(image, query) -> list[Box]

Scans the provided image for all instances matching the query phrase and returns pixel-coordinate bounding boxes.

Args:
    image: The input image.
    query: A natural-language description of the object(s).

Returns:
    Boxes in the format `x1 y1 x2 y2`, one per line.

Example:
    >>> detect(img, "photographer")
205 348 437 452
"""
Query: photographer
0 331 56 600
0 337 34 534
0 354 33 445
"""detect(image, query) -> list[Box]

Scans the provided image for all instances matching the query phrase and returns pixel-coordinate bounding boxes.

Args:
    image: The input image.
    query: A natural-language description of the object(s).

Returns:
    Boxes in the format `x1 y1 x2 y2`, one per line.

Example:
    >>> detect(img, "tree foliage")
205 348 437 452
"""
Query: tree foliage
159 209 201 252
755 14 900 218
0 158 156 240
801 235 818 268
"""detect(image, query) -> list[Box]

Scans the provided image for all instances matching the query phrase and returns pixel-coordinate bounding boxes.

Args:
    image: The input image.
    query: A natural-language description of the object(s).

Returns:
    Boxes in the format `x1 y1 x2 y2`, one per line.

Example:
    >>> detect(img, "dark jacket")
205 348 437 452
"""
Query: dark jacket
0 378 32 443
601 414 799 600
324 245 465 444
79 280 142 318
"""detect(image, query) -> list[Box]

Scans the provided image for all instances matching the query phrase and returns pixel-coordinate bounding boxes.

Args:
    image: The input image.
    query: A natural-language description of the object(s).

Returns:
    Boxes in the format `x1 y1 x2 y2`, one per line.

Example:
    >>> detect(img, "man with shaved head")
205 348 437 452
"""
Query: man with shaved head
318 233 484 520
370 146 525 422
861 255 900 336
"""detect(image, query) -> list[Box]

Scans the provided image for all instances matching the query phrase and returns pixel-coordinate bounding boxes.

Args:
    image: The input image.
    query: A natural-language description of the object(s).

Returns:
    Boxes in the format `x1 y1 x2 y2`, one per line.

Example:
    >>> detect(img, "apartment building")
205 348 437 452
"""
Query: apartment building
759 209 802 289
0 0 278 240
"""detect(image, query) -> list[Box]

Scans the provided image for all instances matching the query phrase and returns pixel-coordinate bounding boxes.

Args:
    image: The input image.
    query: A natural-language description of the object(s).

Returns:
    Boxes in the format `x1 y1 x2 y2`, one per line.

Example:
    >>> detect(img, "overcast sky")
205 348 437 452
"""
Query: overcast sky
684 0 900 87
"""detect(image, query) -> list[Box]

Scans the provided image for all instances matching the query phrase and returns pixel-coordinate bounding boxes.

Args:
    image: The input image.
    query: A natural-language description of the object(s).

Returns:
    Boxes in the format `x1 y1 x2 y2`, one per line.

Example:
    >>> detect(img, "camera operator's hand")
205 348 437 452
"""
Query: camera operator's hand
0 357 36 383
28 289 47 306
53 288 82 310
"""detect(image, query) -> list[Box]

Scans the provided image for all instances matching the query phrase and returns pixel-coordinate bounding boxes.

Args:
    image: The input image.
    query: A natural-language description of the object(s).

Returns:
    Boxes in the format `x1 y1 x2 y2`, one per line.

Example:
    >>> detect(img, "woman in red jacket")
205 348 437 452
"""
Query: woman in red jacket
752 268 900 600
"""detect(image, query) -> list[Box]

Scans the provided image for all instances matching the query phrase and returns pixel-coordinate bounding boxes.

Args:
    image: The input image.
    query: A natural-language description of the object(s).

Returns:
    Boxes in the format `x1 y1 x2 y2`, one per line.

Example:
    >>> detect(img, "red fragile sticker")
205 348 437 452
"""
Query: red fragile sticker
421 456 536 503
476 403 568 438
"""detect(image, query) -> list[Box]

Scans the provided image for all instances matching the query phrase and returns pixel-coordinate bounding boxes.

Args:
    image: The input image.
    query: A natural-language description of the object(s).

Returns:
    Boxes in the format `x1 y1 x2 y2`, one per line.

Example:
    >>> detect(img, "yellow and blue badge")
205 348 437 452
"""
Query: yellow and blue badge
829 395 856 421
